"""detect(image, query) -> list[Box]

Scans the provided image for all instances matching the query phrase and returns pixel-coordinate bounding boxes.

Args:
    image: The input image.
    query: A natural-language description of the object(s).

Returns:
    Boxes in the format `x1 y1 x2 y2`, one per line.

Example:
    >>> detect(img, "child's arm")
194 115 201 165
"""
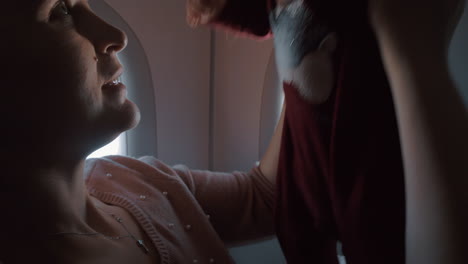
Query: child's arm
369 1 468 263
186 0 272 37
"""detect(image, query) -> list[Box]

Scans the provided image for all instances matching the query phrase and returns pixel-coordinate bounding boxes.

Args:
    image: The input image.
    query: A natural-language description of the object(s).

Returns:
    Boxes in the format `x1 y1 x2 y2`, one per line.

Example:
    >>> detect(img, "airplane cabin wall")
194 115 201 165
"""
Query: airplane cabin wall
105 0 212 169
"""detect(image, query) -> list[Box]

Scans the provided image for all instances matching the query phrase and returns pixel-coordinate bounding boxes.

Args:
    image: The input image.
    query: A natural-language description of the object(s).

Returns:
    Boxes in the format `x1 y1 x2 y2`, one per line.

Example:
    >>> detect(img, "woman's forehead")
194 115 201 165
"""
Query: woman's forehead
0 0 47 24
4 0 49 12
1 1 34 16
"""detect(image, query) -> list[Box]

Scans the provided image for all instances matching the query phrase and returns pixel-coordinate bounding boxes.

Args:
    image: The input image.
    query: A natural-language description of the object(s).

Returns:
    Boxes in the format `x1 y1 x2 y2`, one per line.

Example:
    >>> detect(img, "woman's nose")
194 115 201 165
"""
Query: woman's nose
89 14 128 55
100 23 128 55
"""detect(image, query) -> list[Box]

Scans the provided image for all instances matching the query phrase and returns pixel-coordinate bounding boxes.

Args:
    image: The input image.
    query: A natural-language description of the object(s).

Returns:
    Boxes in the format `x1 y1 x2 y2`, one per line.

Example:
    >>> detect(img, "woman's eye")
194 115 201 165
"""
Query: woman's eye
59 2 70 15
50 1 71 19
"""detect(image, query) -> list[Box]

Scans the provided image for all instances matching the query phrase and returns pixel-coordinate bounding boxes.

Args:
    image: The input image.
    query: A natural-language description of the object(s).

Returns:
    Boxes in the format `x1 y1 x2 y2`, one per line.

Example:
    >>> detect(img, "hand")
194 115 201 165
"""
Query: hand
368 0 466 54
186 0 227 27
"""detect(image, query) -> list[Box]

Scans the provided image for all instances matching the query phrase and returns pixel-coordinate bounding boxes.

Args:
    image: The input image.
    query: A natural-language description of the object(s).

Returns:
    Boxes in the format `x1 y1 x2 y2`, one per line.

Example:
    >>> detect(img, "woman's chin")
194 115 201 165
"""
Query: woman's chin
100 98 141 133
117 99 141 131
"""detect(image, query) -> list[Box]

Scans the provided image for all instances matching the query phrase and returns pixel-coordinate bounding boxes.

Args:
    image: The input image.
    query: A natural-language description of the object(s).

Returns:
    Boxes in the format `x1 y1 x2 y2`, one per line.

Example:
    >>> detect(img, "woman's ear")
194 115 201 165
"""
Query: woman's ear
318 32 338 54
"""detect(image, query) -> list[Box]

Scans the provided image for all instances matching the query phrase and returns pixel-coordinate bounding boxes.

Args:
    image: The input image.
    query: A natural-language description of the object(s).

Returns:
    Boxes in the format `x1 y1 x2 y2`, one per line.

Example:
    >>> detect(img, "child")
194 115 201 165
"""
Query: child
187 0 467 263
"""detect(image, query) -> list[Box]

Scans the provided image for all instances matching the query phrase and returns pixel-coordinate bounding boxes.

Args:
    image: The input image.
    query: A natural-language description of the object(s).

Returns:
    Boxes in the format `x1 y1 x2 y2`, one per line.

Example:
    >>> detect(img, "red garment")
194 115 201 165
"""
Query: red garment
215 0 406 263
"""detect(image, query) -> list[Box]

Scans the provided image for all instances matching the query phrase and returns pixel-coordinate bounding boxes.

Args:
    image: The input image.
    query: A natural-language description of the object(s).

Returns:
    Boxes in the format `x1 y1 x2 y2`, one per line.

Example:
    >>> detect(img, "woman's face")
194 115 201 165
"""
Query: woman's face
1 0 140 158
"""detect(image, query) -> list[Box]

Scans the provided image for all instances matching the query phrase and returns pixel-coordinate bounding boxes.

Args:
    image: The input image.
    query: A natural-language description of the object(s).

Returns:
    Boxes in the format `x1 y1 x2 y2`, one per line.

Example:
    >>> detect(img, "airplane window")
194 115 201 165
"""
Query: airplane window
87 133 127 158
449 8 468 105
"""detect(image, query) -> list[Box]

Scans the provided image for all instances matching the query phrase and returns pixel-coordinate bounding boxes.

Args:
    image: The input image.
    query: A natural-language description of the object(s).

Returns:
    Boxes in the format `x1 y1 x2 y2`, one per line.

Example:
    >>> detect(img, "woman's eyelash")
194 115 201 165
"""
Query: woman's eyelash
49 0 71 19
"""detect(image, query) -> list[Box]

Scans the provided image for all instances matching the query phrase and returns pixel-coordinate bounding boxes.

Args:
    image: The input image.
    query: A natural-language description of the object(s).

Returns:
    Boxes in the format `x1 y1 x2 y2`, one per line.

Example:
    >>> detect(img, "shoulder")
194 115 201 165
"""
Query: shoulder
84 156 205 219
84 155 190 190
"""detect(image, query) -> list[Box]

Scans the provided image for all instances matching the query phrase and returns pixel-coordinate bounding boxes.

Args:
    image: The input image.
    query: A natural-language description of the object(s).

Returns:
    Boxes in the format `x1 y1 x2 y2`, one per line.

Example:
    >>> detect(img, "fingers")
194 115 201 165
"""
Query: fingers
185 0 226 27
186 3 202 27
186 6 213 27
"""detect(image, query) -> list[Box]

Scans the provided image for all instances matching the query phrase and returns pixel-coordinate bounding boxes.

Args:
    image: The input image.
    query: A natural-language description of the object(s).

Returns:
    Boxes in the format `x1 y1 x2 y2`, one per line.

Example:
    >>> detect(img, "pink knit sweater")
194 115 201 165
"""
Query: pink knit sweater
84 156 275 264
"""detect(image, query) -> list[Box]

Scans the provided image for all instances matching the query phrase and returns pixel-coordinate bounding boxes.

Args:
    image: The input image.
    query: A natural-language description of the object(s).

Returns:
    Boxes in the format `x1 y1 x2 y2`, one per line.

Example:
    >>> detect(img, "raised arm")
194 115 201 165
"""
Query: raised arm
171 104 284 244
259 104 285 185
369 1 468 263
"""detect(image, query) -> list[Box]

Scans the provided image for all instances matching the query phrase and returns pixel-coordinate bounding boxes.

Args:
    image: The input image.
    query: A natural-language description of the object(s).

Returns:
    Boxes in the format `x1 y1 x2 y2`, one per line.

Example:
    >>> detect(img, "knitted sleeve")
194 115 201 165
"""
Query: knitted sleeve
173 164 275 245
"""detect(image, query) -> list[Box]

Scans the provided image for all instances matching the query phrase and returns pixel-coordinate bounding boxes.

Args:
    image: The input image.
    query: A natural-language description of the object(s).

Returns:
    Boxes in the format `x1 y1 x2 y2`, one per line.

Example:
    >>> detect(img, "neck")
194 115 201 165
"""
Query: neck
0 158 92 237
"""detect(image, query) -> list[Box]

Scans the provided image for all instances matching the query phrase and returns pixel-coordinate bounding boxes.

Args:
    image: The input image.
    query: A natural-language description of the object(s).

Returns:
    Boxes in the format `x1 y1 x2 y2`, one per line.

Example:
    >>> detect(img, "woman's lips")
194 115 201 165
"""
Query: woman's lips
102 82 128 102
102 74 124 89
102 82 126 90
